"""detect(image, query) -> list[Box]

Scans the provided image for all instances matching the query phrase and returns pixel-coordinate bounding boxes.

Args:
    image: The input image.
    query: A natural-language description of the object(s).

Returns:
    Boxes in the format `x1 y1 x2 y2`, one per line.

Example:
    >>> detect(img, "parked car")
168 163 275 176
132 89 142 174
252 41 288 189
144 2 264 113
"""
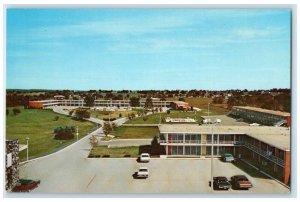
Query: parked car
213 176 232 190
221 153 235 162
12 179 41 192
231 175 253 190
249 123 260 126
140 153 150 162
137 167 149 178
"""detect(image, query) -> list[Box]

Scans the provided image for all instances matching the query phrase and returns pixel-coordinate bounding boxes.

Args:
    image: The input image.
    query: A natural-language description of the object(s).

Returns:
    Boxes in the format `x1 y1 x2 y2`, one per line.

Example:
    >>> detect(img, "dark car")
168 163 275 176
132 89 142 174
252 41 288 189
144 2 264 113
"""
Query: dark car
213 176 232 190
12 179 41 192
231 175 253 190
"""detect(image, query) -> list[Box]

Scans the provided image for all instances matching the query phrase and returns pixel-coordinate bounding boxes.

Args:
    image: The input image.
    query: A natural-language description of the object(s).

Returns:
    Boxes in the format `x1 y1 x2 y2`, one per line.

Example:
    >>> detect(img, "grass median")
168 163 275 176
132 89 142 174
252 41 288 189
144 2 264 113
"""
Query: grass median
112 126 159 139
89 146 139 158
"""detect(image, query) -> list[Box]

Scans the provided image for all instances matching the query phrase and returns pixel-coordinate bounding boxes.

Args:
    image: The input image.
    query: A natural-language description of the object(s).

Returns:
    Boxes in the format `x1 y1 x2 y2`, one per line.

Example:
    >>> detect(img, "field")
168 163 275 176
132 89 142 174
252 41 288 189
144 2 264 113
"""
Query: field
112 126 159 139
89 109 142 120
6 108 97 161
89 146 139 158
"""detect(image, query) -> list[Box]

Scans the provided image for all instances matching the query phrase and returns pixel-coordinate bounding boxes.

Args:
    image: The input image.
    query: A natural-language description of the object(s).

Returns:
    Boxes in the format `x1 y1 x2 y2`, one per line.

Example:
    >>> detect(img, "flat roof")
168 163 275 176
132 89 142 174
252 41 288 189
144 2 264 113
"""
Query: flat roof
201 115 248 126
158 124 290 150
172 101 189 104
234 106 290 117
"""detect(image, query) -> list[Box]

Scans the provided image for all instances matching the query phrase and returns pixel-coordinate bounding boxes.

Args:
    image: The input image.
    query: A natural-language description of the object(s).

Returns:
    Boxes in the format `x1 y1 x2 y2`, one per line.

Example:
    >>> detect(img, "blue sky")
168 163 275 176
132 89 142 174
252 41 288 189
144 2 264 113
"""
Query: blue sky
6 9 291 90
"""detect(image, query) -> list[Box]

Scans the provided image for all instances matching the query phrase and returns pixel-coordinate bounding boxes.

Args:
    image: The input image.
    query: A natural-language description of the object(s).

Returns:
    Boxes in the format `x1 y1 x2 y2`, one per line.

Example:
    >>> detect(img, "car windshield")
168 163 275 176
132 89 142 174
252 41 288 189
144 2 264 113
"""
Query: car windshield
139 169 148 172
225 154 232 157
142 155 149 157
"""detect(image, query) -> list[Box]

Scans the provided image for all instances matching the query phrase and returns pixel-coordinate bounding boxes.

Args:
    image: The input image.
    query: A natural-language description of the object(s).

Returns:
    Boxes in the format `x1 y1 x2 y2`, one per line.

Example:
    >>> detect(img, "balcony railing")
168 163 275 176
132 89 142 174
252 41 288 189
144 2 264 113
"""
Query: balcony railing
159 140 241 145
243 142 284 167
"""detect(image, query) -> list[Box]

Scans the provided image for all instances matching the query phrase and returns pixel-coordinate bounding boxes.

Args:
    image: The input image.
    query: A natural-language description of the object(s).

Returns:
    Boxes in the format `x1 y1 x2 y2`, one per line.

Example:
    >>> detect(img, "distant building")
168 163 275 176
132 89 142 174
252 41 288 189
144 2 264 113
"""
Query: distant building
170 101 190 110
53 95 65 100
158 124 290 185
231 106 290 127
6 139 20 191
28 98 184 109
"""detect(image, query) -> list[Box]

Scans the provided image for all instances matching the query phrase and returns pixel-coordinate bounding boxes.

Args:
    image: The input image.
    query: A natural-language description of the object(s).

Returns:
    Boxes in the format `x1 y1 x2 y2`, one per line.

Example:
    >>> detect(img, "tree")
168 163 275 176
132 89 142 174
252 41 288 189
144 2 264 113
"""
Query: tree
54 126 75 140
178 97 185 102
130 97 140 107
103 122 112 136
144 96 153 109
69 110 74 116
111 122 117 131
89 135 98 147
13 108 21 115
212 96 224 104
84 95 95 107
75 109 90 119
150 136 161 156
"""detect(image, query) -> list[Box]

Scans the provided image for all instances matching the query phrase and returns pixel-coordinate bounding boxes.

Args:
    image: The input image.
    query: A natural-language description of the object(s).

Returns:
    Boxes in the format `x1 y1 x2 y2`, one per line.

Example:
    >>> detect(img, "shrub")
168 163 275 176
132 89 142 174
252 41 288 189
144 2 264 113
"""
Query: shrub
12 108 21 115
143 116 148 121
167 110 170 114
6 109 9 116
75 109 90 119
119 113 122 118
69 110 74 116
53 116 59 121
103 118 116 121
54 126 75 140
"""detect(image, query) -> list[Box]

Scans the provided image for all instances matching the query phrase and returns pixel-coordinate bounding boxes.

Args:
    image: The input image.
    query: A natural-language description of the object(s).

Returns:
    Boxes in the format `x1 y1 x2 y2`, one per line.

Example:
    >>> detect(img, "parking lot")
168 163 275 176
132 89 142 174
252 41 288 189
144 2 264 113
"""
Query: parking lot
28 158 290 194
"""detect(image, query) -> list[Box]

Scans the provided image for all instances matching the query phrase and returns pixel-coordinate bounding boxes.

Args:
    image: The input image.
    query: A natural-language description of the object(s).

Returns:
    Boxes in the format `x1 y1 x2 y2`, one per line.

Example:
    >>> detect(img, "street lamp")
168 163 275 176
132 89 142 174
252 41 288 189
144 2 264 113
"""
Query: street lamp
211 119 220 192
76 126 79 141
26 137 29 161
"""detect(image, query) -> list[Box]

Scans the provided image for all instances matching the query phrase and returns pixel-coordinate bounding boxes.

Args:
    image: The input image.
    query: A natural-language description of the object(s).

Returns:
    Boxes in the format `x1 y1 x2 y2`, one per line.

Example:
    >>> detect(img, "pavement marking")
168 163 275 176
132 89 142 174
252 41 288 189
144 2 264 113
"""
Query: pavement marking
86 175 97 188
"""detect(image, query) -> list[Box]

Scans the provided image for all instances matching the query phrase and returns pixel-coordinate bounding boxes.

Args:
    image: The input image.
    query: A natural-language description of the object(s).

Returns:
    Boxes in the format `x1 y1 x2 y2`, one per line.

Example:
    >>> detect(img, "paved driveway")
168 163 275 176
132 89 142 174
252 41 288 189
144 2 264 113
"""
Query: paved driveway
19 155 289 194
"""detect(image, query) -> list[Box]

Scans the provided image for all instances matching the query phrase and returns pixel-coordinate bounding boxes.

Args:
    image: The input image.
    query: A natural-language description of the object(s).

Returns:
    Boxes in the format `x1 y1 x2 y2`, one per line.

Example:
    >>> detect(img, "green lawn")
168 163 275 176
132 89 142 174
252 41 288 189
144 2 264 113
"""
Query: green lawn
88 109 143 120
112 126 159 139
89 146 139 158
6 108 97 161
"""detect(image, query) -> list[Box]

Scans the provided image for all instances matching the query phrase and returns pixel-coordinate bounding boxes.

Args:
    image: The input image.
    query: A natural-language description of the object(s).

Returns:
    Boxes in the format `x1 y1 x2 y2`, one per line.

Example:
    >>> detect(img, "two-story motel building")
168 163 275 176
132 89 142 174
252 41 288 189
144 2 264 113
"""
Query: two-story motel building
29 99 190 109
158 124 290 185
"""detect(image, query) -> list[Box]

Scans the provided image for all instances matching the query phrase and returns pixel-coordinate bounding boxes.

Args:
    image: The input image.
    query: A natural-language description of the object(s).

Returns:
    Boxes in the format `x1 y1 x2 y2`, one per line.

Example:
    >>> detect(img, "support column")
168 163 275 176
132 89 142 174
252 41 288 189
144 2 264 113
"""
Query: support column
283 151 290 185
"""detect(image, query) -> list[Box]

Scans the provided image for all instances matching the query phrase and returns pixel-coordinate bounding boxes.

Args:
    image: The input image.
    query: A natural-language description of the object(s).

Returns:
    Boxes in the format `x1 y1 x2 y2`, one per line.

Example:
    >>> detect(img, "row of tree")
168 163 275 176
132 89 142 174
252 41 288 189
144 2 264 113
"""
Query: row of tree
227 93 290 112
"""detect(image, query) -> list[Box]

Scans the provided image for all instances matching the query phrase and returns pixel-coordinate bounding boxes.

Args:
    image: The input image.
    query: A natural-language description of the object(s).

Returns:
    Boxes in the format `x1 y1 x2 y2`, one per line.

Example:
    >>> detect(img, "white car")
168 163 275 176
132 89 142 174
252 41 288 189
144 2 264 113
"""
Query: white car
140 153 150 162
137 167 149 178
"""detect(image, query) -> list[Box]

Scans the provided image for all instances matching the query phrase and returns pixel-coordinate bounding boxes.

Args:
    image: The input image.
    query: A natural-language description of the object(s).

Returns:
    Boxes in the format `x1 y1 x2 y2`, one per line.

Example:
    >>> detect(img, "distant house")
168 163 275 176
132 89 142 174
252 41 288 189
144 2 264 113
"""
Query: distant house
170 101 190 110
54 95 65 100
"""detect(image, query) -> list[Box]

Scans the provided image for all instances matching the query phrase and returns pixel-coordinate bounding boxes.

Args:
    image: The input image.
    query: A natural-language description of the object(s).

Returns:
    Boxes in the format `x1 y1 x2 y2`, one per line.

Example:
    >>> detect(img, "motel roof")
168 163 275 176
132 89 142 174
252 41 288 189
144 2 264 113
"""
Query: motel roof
234 106 290 117
158 124 290 150
172 101 189 104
